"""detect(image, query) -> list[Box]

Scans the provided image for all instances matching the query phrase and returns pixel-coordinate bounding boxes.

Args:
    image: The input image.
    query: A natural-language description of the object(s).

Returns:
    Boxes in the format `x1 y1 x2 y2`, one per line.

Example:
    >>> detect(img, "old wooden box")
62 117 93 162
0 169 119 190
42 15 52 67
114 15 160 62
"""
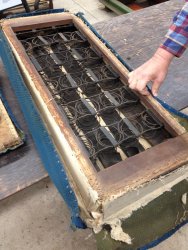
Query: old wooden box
1 13 188 243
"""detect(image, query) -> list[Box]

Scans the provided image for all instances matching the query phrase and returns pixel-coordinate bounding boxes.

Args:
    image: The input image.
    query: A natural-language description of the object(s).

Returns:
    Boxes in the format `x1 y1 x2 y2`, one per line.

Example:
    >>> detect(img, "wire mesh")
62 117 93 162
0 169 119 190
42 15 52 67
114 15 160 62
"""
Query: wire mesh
16 24 171 170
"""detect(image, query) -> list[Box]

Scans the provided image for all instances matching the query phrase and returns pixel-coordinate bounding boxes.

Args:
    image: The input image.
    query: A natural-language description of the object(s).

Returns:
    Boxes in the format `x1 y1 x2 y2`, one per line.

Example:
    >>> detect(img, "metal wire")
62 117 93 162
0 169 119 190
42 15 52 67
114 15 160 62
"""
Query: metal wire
17 24 171 170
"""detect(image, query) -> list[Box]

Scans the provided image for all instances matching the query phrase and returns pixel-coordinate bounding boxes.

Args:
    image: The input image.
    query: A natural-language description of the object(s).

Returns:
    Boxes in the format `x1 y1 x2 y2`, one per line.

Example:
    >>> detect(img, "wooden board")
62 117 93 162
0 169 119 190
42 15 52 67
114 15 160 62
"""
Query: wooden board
94 0 188 110
0 61 47 201
1 13 187 208
0 98 22 153
0 1 187 202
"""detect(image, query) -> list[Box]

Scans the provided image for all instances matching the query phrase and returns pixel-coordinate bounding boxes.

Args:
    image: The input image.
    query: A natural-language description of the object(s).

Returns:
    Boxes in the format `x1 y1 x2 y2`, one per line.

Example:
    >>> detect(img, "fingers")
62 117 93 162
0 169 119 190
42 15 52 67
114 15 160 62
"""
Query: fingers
128 55 167 96
128 72 150 96
151 80 162 97
139 87 150 96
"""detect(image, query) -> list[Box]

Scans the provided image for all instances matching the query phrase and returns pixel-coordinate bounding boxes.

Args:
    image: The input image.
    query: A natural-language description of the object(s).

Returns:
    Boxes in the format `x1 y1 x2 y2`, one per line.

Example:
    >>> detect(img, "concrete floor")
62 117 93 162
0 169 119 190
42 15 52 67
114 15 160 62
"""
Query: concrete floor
0 178 97 250
1 0 188 250
53 0 117 24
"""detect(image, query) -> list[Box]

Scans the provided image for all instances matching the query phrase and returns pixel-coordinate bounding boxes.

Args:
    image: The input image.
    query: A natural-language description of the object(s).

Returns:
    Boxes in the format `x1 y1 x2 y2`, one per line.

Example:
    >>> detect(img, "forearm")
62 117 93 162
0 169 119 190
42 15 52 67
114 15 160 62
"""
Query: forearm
128 2 188 96
153 48 174 65
160 2 188 57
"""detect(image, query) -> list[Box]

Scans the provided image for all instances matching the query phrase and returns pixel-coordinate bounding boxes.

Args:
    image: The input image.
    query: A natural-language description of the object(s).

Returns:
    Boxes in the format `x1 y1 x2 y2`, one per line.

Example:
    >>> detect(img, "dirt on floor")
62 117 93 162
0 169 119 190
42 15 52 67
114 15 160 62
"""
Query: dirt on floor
0 178 97 250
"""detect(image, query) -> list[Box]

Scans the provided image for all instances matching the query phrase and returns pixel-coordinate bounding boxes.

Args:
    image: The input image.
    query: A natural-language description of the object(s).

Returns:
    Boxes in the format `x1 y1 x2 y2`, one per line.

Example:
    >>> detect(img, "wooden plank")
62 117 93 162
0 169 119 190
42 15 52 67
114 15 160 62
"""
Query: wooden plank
0 1 187 210
0 99 22 153
94 0 188 110
2 13 184 163
0 61 47 201
1 13 187 204
99 132 188 194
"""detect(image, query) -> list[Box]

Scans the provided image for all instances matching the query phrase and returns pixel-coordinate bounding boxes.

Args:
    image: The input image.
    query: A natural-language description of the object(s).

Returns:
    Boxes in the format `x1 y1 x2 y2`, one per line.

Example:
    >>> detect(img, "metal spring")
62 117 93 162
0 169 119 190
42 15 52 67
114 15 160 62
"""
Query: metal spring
17 25 171 170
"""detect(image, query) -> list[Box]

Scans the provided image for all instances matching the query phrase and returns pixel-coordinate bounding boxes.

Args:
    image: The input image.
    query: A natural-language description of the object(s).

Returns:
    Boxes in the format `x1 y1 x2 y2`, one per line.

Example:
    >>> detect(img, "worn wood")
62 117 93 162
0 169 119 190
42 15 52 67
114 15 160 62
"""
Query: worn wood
74 16 185 136
11 15 72 32
99 132 188 194
4 12 183 136
0 99 22 153
0 61 47 201
94 0 188 110
1 12 188 205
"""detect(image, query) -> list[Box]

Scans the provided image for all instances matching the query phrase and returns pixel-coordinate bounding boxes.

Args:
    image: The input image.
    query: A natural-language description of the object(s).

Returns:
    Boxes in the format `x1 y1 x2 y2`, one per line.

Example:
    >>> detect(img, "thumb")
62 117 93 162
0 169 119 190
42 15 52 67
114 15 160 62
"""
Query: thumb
151 80 162 97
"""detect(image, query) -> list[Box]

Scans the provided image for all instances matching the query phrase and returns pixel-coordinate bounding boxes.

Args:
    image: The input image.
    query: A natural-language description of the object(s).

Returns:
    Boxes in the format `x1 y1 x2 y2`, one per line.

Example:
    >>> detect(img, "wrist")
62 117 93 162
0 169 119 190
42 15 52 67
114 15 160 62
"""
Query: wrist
153 48 174 65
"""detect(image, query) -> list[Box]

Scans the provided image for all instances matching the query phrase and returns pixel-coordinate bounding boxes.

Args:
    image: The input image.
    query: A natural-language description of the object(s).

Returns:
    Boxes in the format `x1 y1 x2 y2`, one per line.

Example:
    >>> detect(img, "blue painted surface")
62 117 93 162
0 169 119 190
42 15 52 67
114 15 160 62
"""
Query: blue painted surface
0 30 85 229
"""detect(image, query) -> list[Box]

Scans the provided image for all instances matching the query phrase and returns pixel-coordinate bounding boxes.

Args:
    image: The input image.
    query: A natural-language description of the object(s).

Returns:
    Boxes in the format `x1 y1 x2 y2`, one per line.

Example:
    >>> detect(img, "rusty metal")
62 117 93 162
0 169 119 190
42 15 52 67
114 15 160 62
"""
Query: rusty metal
1 14 188 204
15 25 172 170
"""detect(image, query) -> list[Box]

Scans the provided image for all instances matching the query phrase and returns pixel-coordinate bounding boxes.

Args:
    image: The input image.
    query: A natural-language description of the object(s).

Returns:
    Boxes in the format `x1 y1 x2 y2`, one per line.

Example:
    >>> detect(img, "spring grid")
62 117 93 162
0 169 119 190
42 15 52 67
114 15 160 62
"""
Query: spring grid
16 24 171 171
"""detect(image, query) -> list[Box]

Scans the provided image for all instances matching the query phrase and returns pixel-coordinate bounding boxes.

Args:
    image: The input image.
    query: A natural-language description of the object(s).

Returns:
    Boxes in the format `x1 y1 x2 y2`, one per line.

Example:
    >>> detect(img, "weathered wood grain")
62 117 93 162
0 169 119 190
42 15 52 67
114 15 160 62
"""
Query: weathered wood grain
2 12 188 203
0 99 22 153
0 61 47 201
0 0 187 204
99 132 188 194
94 0 188 110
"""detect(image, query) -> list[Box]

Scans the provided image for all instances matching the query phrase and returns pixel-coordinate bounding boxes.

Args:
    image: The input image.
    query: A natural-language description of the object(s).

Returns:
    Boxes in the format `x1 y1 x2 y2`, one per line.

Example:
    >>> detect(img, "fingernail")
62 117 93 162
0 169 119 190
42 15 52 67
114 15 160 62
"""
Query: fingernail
153 92 158 97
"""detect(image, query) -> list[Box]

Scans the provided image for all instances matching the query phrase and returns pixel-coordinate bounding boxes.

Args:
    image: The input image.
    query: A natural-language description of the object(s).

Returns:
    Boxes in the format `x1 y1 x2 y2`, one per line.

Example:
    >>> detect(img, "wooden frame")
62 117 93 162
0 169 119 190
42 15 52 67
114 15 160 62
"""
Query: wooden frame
1 13 188 222
0 62 47 201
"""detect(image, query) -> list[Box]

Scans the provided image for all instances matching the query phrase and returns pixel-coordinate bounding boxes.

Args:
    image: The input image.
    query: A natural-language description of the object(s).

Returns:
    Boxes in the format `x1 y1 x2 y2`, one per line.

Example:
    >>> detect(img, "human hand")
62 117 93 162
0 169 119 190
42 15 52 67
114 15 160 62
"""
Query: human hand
128 48 174 96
